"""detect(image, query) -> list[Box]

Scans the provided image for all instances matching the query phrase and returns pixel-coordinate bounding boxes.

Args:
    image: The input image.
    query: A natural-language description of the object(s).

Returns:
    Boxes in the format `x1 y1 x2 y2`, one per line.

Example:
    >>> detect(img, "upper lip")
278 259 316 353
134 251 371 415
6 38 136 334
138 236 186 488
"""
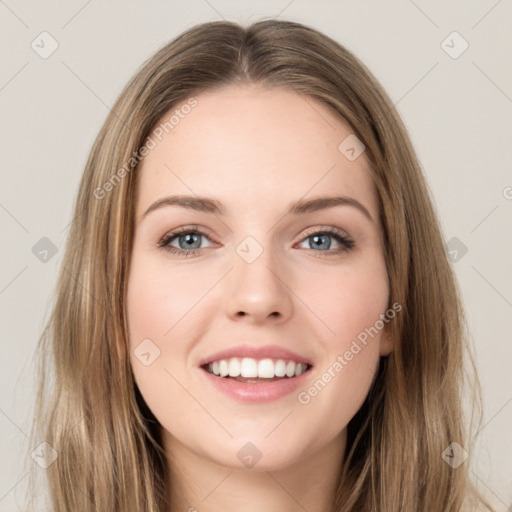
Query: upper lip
198 344 314 367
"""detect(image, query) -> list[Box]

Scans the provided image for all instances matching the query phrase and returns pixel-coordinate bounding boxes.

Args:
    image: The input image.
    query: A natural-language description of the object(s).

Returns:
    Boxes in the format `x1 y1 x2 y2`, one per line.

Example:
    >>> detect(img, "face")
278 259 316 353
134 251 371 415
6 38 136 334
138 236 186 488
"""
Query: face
126 84 392 471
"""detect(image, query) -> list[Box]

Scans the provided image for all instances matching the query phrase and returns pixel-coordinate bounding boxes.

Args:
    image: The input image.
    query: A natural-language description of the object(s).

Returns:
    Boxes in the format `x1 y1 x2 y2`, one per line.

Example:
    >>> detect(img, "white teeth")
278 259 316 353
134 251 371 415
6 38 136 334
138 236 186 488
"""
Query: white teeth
258 358 274 378
228 358 241 377
219 360 229 377
240 358 258 378
206 357 309 379
274 359 287 377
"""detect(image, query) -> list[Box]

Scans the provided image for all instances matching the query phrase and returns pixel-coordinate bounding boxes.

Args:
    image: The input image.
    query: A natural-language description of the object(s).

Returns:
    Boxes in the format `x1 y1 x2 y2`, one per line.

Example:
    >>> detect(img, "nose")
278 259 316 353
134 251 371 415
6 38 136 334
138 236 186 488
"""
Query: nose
224 245 294 325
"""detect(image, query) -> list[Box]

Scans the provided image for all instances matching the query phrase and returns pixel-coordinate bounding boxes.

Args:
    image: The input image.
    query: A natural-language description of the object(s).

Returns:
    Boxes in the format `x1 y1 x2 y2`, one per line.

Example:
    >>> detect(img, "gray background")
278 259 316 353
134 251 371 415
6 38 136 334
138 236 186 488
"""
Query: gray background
1 1 511 510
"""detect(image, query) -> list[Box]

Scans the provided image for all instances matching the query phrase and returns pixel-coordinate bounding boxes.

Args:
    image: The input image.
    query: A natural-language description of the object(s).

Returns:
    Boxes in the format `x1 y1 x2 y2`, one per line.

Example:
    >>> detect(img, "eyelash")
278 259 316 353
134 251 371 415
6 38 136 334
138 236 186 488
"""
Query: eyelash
157 225 355 258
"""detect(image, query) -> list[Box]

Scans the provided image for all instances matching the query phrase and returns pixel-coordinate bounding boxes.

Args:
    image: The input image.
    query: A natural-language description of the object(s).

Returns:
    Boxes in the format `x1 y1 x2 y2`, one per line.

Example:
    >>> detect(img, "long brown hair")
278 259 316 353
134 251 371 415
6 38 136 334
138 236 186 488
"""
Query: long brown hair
25 18 492 511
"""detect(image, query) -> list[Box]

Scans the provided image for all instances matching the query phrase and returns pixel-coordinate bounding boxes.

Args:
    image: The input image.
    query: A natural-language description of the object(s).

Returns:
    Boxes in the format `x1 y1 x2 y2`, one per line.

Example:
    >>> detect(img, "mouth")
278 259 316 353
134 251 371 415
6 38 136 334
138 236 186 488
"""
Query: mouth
201 357 313 383
200 359 313 403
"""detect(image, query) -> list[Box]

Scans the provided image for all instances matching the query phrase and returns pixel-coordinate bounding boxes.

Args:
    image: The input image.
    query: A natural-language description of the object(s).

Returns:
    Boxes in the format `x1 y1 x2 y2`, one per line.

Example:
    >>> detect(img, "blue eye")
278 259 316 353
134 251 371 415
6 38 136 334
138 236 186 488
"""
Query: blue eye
298 228 355 254
158 226 355 258
158 226 211 257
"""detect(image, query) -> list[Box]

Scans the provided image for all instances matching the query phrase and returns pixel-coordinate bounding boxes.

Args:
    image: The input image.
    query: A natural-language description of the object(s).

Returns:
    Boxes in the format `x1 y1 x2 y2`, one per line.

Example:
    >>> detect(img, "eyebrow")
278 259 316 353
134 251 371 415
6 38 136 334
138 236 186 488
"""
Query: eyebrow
140 194 373 223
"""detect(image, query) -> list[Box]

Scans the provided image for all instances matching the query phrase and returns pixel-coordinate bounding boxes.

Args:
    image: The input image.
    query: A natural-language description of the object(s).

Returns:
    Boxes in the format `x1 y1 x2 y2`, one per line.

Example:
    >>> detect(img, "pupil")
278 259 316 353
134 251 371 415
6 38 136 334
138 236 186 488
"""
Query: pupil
312 234 330 250
181 233 200 249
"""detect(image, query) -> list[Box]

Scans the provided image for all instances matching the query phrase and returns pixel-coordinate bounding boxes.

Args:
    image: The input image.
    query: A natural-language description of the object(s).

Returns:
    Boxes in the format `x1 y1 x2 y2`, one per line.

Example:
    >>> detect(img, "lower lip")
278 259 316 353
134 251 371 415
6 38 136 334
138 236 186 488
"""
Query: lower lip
200 367 313 403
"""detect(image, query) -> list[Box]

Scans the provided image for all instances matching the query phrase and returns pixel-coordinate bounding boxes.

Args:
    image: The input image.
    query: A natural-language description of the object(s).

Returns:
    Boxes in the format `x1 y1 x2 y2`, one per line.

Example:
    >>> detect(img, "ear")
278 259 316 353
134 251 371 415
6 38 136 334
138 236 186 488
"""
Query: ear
379 323 394 356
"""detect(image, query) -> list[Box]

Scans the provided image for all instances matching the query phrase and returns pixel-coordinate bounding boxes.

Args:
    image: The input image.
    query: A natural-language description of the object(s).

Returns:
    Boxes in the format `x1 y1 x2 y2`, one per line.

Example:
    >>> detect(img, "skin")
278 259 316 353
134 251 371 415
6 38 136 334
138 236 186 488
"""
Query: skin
126 83 393 512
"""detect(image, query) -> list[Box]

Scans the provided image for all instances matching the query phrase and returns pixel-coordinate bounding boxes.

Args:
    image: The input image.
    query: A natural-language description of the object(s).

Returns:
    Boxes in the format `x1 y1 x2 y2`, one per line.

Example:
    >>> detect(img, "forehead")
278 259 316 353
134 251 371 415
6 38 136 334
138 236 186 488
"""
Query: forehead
136 84 377 220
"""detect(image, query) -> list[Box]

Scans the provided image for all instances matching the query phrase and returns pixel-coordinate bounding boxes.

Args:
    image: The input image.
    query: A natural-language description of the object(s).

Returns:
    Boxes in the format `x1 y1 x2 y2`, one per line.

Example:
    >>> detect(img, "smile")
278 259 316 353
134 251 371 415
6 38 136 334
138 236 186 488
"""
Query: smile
200 358 313 403
204 357 310 380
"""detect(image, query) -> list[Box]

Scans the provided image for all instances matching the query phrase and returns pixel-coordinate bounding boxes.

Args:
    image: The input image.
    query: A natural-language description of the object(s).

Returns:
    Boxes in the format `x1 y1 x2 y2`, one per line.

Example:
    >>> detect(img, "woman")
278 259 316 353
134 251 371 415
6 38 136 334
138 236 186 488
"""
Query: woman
27 19 492 511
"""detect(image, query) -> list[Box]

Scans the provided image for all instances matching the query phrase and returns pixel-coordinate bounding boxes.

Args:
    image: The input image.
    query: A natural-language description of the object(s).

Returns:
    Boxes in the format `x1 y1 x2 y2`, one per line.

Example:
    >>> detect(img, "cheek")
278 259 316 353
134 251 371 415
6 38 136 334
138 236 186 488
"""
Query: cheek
305 260 389 350
126 253 197 399
126 253 205 345
126 248 223 406
293 259 388 422
126 259 200 441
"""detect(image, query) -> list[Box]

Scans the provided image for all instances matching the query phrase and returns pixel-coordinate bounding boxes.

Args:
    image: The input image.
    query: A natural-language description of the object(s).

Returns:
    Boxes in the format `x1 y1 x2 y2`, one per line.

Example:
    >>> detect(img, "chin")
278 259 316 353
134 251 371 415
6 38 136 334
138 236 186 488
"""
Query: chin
194 436 306 472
